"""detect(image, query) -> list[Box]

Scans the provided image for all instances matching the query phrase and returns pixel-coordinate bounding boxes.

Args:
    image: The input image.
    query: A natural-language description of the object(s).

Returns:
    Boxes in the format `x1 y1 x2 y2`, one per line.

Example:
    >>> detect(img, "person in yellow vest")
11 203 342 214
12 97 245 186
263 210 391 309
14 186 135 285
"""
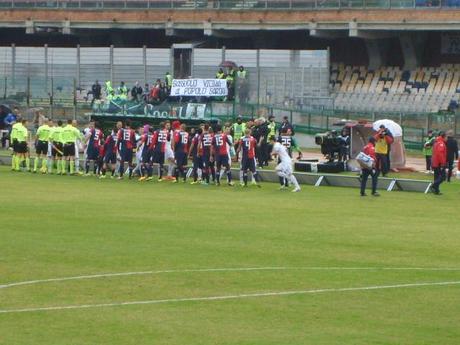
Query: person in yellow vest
231 116 246 160
216 68 225 79
9 118 21 171
34 118 52 173
117 81 128 101
237 65 247 80
62 119 84 175
373 126 394 177
266 115 277 161
165 72 173 92
105 80 113 97
13 119 30 171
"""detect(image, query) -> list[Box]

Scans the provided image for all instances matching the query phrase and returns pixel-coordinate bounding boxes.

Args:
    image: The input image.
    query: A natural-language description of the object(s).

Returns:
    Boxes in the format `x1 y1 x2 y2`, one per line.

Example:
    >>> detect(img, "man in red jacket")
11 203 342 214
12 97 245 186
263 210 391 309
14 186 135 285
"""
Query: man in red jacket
360 137 380 197
431 131 447 195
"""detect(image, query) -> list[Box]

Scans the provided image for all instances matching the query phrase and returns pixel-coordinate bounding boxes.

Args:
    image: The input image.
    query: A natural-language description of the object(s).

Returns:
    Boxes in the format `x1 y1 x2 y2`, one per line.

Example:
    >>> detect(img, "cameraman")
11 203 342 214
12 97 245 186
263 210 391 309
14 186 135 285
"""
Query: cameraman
360 137 380 197
374 126 393 177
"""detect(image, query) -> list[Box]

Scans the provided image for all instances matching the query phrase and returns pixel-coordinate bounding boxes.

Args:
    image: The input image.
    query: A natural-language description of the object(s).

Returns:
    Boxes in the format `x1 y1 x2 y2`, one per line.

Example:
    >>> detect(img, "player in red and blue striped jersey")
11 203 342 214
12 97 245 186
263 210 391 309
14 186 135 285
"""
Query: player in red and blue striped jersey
84 121 104 176
116 120 136 179
172 123 189 183
212 124 233 186
99 127 118 179
150 121 170 181
198 124 214 185
188 127 203 184
138 127 154 181
237 128 261 187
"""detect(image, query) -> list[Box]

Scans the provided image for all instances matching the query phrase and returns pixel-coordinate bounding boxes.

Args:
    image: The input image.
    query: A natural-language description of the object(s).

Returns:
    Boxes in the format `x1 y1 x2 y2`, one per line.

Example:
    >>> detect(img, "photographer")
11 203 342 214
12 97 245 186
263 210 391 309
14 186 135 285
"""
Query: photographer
373 126 393 177
359 137 380 197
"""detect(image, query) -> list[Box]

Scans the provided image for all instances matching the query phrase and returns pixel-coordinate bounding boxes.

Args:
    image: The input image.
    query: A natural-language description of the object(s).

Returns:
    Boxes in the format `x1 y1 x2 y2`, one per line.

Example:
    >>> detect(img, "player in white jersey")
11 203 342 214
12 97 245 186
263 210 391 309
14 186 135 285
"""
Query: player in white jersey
165 121 176 180
270 136 301 192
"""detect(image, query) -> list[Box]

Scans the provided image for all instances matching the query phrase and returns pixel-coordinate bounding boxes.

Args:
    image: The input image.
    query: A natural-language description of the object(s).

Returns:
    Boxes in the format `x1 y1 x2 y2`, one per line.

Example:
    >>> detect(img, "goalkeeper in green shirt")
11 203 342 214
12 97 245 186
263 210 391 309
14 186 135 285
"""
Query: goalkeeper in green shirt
62 119 84 175
34 119 51 173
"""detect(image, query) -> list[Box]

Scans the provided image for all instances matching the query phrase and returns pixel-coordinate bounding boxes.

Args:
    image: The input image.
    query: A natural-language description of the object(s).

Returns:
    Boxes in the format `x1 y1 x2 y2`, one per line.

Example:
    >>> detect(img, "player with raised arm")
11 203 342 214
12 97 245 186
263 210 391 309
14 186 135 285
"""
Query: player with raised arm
150 122 170 181
212 124 234 186
172 123 189 183
116 120 136 179
99 127 118 179
270 136 301 192
237 128 261 188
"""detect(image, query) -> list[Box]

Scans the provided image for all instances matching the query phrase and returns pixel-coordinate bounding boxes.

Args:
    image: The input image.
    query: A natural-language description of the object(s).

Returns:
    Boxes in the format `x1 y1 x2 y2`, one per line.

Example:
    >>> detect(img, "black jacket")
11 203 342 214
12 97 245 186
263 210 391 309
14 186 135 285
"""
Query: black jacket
446 137 459 161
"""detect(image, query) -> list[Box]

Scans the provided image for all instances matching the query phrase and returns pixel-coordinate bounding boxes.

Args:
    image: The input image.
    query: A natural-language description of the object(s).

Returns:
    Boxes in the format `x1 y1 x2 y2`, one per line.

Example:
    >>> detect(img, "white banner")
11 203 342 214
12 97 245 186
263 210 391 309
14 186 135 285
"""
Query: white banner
171 79 228 97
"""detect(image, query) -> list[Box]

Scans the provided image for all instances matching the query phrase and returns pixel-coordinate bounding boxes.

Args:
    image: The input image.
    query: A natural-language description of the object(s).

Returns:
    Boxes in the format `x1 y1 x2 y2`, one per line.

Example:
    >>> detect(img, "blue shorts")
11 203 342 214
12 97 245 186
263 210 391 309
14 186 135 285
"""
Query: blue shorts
216 154 229 169
142 149 152 164
120 148 133 163
175 151 187 167
104 152 116 164
87 147 99 161
241 157 256 173
152 151 165 165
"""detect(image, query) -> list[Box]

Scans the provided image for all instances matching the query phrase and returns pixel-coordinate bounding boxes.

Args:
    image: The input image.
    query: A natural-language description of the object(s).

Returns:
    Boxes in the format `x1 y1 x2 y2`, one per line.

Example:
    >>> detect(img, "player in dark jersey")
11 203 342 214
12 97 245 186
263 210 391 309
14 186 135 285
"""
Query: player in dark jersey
212 124 233 186
198 124 213 185
138 127 154 181
188 128 203 185
172 123 189 183
150 122 170 181
84 121 104 176
237 128 261 187
116 120 136 179
99 127 118 179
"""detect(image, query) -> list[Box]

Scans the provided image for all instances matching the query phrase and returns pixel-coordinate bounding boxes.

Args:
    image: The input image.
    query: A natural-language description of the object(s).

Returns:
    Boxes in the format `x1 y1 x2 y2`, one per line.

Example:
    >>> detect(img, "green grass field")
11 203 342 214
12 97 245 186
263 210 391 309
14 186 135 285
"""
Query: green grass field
1 166 460 345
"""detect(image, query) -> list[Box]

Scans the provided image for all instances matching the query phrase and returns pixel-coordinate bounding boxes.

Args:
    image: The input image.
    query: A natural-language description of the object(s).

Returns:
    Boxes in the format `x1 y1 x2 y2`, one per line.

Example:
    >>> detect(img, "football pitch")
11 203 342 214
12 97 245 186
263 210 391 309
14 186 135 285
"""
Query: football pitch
1 166 460 345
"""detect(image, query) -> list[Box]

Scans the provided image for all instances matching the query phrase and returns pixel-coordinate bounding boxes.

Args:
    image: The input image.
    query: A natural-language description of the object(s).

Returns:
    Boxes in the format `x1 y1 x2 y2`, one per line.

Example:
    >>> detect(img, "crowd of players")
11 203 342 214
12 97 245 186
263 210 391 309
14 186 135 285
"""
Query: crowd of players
8 116 301 192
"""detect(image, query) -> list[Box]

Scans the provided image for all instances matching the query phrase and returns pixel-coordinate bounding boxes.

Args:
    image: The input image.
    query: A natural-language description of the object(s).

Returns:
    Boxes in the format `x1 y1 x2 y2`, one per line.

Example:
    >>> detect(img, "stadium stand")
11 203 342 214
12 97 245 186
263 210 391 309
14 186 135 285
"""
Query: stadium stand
331 63 460 113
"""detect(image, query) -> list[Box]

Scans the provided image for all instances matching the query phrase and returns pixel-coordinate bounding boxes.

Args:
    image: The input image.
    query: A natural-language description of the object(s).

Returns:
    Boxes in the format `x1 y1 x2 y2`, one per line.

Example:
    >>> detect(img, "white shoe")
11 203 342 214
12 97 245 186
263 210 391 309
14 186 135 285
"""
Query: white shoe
279 185 286 190
292 187 301 193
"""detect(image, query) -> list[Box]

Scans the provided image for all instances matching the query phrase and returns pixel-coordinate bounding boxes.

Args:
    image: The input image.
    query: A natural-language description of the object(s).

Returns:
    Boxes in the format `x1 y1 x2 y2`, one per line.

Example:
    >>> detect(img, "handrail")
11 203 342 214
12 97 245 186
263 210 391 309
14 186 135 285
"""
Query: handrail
0 0 455 10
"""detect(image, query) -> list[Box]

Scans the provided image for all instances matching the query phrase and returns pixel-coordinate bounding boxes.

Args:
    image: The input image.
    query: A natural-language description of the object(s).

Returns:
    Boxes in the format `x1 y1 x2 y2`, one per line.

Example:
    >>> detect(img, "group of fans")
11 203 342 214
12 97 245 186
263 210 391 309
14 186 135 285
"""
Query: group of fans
8 115 302 192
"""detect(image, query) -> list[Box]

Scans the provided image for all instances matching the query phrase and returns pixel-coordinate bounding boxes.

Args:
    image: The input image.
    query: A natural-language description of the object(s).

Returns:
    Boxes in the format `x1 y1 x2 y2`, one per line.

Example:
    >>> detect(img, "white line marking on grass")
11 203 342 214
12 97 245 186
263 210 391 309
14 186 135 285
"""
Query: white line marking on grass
0 280 459 314
1 266 460 290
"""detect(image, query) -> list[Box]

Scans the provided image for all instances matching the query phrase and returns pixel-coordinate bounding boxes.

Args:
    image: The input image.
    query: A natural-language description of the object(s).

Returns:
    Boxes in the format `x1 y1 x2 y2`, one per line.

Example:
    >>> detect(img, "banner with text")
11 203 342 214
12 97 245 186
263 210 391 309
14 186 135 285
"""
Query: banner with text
171 79 228 97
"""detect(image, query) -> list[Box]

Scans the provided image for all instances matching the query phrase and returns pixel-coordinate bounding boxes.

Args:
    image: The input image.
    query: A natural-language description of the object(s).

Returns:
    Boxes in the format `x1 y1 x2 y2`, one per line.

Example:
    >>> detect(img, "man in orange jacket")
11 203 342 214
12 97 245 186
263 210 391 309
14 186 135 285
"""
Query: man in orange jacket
431 131 447 195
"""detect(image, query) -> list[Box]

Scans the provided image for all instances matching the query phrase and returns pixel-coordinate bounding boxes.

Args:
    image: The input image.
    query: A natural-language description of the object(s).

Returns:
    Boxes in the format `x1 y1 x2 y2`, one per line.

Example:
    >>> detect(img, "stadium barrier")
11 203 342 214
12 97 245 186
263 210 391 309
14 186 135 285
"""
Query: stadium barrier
0 155 432 193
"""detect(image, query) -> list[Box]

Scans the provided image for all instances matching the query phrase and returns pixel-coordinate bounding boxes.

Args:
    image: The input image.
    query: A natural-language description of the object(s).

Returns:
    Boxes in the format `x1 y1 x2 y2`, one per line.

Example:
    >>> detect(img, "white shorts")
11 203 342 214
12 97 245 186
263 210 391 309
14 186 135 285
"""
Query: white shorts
165 146 174 160
276 162 293 176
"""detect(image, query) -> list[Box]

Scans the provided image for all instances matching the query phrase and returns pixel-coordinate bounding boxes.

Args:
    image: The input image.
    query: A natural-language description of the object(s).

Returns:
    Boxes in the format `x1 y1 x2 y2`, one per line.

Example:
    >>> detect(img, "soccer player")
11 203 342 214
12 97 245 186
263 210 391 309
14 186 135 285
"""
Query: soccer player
72 120 83 173
198 124 213 185
212 124 233 186
62 119 84 175
100 127 118 179
279 128 302 158
237 128 261 187
138 126 154 181
13 119 29 172
116 120 136 179
188 127 203 184
84 121 104 176
164 120 178 180
34 118 51 173
150 122 170 181
270 136 301 192
9 118 20 171
172 123 189 183
50 120 64 174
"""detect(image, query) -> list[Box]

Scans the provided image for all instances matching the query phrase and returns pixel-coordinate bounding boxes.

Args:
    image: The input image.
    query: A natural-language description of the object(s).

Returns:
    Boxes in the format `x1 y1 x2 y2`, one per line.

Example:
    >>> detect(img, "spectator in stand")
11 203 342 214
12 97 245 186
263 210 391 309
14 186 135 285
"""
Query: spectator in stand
360 137 379 197
226 73 234 101
165 72 173 92
142 83 150 102
373 127 393 177
279 116 294 136
90 80 102 106
423 130 435 173
149 79 161 104
446 130 459 182
159 81 169 102
131 81 143 102
431 131 447 195
216 68 225 79
117 81 128 101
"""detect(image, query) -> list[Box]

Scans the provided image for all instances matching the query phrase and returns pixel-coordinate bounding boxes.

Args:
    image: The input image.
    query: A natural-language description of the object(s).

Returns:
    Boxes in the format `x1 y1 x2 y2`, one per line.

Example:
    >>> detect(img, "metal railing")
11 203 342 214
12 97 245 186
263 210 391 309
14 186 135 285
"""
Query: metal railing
0 0 458 10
